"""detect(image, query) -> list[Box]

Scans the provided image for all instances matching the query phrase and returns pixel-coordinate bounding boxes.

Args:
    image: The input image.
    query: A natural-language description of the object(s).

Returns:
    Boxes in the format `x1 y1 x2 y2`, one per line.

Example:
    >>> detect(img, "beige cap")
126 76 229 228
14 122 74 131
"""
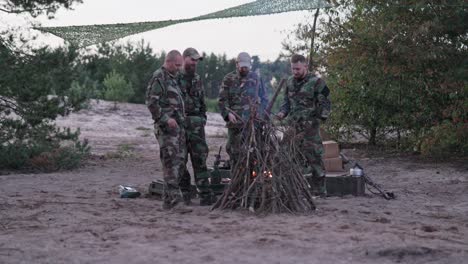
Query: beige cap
237 52 252 68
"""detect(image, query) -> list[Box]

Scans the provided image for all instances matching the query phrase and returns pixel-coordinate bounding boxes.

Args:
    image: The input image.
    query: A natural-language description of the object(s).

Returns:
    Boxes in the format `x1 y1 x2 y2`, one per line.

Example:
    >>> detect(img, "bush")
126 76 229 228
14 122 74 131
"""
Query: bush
0 0 89 173
0 126 90 172
103 70 134 109
205 98 219 113
317 0 466 148
420 121 468 158
67 80 101 109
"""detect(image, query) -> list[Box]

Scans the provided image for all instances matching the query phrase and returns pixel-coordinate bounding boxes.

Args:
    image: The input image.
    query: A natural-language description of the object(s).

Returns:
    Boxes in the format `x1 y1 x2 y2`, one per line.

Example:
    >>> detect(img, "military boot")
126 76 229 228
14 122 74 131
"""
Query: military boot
199 192 215 206
318 177 327 198
162 185 182 210
162 184 193 213
308 175 325 197
196 177 213 206
310 176 327 197
181 191 192 206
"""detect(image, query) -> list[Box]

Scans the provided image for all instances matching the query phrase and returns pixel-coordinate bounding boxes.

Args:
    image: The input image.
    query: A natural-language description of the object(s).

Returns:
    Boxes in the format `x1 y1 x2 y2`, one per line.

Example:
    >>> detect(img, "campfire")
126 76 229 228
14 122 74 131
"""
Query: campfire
212 91 316 214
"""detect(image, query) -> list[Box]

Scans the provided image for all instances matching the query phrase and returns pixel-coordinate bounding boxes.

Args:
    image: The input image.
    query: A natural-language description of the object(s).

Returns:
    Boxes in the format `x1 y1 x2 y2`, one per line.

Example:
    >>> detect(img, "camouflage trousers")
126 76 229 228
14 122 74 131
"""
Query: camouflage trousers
180 116 210 194
226 127 243 166
155 123 186 200
289 119 325 178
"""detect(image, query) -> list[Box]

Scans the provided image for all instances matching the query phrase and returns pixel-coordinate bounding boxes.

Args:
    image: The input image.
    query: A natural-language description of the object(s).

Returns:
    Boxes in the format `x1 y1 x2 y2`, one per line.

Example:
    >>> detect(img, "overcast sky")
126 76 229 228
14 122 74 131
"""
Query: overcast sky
18 0 317 61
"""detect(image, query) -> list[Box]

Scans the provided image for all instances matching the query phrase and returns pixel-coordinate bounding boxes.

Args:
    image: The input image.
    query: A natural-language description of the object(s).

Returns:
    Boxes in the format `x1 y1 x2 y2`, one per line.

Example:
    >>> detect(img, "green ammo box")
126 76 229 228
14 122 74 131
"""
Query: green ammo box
148 166 231 197
208 166 231 195
325 173 365 196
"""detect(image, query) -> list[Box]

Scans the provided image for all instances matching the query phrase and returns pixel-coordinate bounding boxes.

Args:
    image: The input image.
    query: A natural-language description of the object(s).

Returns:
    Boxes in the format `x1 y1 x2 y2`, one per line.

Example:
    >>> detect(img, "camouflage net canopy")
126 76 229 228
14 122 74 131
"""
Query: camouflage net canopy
36 0 331 47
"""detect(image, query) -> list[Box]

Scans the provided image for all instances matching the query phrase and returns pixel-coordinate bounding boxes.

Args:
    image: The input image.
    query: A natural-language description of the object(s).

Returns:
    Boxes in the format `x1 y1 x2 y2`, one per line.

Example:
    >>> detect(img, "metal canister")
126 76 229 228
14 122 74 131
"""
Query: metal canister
350 167 363 177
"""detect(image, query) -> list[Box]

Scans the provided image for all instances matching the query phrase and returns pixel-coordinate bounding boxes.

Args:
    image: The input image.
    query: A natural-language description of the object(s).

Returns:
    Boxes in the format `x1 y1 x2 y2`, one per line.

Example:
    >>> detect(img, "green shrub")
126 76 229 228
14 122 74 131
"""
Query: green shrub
0 144 31 170
67 80 101 109
0 127 90 172
205 98 219 113
29 145 90 171
0 0 90 173
103 70 134 109
315 0 466 148
420 121 468 158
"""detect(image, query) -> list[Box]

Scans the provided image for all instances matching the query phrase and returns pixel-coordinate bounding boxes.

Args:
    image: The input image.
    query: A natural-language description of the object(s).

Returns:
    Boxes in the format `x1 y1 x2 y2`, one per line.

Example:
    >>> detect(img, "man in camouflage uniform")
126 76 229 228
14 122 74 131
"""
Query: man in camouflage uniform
277 54 331 195
218 52 268 165
146 50 189 211
178 48 213 206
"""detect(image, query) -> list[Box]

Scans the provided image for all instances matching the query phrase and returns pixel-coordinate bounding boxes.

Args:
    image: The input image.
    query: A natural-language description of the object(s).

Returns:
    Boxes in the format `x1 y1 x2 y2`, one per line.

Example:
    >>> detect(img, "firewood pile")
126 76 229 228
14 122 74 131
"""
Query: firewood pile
212 101 316 214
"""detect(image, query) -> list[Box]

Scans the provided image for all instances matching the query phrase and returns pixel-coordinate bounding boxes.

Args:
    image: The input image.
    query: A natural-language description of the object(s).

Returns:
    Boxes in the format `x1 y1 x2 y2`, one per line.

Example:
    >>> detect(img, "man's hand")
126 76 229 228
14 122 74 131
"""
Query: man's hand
228 113 238 123
275 112 285 120
167 118 178 129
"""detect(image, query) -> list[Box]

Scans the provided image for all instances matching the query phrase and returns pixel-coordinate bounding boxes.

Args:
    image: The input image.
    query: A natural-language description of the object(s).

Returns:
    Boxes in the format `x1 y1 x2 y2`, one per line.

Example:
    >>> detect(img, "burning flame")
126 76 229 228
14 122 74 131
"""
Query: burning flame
263 171 273 178
251 169 272 178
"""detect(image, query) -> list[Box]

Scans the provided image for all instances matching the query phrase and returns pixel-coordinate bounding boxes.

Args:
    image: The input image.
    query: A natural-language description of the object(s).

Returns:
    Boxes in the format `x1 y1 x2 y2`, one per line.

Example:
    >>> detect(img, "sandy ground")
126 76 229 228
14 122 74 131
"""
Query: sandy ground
1 100 467 264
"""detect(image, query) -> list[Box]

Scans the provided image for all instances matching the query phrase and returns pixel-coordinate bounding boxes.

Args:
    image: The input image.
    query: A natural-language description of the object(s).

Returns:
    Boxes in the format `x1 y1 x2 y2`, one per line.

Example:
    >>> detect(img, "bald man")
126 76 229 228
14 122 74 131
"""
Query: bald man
146 50 189 210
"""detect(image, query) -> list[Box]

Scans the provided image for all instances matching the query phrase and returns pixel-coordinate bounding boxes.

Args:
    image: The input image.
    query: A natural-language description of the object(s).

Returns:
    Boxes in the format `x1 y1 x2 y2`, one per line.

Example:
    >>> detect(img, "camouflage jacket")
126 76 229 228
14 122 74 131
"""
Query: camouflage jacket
145 67 185 126
279 73 331 122
218 71 268 123
178 71 207 120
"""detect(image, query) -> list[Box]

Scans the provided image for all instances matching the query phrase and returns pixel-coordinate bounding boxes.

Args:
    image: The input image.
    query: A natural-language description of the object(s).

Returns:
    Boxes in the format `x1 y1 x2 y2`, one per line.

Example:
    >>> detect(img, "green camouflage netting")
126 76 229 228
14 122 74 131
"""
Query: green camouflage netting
36 0 331 46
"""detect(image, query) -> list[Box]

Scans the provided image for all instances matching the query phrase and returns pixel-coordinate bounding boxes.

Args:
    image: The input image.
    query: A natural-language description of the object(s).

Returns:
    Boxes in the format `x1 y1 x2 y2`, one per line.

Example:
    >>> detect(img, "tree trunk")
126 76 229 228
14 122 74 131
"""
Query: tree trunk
308 8 320 71
369 128 377 146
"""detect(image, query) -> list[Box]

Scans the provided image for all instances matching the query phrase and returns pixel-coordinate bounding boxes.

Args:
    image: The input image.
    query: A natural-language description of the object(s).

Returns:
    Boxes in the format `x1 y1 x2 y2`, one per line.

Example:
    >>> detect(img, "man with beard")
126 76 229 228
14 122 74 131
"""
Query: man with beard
146 50 191 211
218 52 268 166
178 48 213 206
276 54 331 195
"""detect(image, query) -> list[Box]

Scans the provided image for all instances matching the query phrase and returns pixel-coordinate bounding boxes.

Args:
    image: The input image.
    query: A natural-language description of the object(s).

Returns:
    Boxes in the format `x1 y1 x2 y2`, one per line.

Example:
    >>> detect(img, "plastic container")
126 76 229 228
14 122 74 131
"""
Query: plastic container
119 185 141 198
349 168 363 176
